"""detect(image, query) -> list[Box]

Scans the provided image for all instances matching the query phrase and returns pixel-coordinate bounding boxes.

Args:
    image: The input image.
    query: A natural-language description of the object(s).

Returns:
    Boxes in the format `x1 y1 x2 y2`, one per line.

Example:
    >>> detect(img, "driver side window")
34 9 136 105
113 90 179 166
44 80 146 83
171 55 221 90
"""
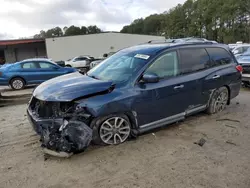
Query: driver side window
145 51 178 79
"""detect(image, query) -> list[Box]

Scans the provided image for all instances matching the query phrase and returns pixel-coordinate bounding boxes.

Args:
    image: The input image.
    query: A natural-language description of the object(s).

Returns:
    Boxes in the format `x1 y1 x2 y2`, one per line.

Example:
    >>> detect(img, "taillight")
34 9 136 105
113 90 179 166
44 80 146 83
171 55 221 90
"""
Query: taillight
236 65 243 73
0 72 2 76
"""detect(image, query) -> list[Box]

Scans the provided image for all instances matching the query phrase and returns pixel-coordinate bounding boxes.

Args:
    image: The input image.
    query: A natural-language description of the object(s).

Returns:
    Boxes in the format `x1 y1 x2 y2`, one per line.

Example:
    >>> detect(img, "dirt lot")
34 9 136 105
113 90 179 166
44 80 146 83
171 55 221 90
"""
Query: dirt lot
0 90 250 188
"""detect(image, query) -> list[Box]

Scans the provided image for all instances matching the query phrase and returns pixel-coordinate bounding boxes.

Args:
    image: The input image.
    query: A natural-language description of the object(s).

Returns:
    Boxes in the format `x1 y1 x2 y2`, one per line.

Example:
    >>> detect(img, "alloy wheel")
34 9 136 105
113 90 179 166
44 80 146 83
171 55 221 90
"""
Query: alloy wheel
99 117 131 145
12 79 24 90
214 90 228 112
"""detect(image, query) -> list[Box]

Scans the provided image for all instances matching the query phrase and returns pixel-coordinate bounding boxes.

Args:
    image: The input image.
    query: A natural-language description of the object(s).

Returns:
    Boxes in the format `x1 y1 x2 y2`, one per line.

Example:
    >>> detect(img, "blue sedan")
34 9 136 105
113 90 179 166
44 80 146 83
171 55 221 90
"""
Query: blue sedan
0 58 77 90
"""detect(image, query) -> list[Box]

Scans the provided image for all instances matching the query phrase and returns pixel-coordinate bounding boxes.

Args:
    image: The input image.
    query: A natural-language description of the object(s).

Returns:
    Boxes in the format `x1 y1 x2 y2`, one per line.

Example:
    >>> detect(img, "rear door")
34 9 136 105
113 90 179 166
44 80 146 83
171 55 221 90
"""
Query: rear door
19 61 41 84
177 47 212 111
73 57 88 68
203 47 241 102
134 49 210 127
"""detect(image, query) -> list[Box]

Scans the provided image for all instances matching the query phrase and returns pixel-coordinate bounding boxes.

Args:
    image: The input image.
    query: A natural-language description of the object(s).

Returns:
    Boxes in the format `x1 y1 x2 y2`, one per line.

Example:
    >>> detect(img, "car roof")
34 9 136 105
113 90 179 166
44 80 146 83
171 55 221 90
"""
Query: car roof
235 44 250 47
21 58 53 62
120 42 228 56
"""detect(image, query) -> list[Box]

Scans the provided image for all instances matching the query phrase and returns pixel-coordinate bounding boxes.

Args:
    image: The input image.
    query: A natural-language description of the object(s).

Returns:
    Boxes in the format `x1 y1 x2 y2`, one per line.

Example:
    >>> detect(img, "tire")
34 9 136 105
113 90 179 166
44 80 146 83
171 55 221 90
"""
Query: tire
65 65 72 67
207 86 229 114
91 114 131 146
10 77 25 90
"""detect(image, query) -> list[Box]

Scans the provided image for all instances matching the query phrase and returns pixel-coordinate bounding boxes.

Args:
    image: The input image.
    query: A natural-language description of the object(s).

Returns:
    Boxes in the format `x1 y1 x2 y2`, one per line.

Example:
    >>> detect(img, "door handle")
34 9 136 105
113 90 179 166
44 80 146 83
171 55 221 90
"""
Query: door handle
174 85 184 89
212 75 220 79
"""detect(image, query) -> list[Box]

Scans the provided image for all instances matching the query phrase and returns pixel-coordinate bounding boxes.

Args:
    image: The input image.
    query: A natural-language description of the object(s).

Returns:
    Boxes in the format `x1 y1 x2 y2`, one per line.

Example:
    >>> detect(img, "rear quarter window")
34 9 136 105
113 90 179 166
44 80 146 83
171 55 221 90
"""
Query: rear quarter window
179 48 210 74
206 47 235 67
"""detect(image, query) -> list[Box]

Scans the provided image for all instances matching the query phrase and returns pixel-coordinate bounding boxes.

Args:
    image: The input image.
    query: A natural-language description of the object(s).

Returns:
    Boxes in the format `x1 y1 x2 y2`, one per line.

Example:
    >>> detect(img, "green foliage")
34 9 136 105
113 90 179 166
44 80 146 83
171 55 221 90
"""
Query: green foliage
120 0 250 43
34 25 102 38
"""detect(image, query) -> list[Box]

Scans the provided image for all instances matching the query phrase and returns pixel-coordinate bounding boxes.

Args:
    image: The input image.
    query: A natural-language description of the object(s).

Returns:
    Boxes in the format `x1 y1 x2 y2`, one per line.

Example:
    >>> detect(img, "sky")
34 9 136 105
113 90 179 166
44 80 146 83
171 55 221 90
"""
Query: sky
0 0 186 39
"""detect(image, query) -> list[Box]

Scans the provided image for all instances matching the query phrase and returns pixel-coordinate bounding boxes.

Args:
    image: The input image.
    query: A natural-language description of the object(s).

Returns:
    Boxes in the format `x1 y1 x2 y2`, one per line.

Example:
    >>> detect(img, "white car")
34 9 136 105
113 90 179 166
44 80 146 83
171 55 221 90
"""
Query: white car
232 45 250 57
65 56 94 68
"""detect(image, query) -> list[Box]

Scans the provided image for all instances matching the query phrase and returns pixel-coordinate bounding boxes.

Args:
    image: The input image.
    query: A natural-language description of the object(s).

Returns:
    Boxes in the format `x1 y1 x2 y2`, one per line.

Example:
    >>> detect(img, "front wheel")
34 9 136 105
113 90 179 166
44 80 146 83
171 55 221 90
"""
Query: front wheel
207 87 229 114
10 77 25 90
92 114 131 145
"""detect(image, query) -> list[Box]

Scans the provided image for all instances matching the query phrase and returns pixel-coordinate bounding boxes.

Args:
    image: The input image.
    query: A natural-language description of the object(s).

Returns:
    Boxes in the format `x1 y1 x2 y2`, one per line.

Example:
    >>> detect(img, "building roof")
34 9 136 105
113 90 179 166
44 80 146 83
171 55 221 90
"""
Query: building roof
0 38 45 46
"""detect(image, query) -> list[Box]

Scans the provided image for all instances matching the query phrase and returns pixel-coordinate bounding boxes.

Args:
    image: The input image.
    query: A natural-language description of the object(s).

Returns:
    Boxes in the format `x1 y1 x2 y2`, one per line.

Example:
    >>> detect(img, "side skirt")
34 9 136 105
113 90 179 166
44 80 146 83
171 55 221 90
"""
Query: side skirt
138 105 207 134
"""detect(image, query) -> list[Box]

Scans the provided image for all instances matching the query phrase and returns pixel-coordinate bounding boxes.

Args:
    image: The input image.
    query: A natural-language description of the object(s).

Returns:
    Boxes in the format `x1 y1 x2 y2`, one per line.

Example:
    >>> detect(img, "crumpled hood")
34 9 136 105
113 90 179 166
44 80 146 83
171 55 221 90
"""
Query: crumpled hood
33 72 113 101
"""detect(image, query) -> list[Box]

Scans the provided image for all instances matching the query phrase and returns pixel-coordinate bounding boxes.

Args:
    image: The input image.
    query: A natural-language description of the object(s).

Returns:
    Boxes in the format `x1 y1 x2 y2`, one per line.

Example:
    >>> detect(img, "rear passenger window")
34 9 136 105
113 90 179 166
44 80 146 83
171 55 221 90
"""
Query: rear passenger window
22 62 37 69
179 48 210 74
206 48 234 67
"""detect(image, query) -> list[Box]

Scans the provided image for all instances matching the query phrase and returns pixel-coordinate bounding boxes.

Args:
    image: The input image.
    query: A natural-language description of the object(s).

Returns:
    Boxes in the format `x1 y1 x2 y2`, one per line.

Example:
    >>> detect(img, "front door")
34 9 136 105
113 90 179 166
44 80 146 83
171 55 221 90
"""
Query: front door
38 61 63 81
133 51 191 127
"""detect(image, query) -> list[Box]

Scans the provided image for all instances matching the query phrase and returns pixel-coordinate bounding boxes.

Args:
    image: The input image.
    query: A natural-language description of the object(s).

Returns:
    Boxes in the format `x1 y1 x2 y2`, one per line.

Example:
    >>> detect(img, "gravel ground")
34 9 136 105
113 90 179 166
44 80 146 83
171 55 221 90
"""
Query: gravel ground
0 90 250 188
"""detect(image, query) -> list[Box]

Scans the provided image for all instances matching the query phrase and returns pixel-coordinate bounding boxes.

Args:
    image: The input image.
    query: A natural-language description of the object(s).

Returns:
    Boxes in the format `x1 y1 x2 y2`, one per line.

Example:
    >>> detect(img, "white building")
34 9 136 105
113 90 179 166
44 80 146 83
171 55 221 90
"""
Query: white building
45 32 165 61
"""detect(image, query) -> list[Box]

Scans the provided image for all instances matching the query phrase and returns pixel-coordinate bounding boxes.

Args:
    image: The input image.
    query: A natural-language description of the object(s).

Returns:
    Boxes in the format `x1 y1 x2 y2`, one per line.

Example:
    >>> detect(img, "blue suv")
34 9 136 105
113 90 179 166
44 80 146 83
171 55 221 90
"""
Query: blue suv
27 42 242 155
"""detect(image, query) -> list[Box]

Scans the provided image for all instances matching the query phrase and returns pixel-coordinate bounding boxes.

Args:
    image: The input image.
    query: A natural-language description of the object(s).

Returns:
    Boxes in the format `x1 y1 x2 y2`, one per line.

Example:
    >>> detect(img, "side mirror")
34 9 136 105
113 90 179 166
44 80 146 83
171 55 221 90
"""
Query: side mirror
141 73 159 83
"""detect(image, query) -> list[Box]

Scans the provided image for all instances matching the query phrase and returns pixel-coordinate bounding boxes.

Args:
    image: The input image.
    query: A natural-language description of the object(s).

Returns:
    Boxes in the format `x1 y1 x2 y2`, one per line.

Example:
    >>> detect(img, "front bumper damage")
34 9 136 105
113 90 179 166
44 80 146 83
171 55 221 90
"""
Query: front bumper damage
27 98 93 157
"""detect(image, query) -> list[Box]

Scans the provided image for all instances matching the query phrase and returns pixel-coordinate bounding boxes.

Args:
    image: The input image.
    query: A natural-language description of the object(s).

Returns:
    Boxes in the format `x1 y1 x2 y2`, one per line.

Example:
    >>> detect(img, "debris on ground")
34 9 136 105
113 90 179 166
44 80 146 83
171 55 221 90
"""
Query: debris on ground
226 140 237 146
225 124 237 129
216 118 240 123
194 138 206 147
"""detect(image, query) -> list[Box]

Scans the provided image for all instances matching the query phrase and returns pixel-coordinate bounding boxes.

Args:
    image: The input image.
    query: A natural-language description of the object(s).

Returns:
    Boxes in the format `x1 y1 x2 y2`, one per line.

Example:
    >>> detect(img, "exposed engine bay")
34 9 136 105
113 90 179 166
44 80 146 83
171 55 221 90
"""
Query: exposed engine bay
28 97 93 157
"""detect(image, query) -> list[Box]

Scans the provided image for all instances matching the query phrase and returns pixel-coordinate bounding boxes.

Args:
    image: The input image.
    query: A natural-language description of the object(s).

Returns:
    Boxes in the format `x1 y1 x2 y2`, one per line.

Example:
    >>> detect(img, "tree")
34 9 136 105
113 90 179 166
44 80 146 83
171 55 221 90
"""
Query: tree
45 27 63 37
120 0 250 43
33 30 46 38
87 25 101 34
33 25 102 38
64 25 82 36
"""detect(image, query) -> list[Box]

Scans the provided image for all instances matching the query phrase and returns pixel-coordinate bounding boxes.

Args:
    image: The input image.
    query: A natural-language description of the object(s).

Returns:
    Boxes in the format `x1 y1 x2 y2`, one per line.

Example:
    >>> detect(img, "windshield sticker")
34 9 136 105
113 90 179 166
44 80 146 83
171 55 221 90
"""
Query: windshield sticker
134 54 150 60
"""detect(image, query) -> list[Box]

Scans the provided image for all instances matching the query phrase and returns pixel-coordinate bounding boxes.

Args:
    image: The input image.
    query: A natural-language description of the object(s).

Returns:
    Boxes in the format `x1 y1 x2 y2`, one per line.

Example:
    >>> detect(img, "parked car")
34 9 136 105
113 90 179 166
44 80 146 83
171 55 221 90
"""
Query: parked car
232 44 250 57
0 58 76 90
65 55 95 69
27 42 242 155
161 37 218 44
237 50 250 87
90 52 116 69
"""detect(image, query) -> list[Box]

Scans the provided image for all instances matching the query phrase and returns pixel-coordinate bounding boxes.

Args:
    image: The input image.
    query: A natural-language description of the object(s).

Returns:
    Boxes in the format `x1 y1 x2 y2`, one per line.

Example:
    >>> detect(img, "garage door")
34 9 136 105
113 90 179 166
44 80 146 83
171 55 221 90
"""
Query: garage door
16 48 36 61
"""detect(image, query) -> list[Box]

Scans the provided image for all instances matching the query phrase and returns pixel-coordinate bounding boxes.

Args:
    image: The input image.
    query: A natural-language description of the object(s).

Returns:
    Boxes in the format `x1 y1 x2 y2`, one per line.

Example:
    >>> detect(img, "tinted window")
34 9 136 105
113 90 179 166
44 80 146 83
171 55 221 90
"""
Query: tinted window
145 51 178 78
243 46 250 52
179 48 210 74
236 47 244 53
22 62 37 69
206 47 234 67
75 57 87 61
39 62 56 69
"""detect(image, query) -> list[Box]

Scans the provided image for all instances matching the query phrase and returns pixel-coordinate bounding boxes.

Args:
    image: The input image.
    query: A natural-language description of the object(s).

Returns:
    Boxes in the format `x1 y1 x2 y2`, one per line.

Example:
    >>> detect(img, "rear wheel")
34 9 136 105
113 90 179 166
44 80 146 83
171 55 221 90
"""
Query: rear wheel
92 114 131 145
207 87 229 114
65 64 72 67
10 77 25 90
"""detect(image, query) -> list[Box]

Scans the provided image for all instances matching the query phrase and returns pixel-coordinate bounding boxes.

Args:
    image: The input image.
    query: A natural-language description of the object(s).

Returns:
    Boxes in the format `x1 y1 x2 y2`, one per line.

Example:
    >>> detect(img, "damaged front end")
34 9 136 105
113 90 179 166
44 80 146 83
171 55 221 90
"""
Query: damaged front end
27 97 93 156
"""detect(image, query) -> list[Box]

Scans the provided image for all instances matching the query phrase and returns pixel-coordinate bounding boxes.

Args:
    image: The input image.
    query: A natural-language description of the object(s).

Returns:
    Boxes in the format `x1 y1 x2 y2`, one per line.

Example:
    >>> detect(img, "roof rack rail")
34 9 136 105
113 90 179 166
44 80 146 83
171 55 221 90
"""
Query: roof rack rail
147 39 174 44
147 40 215 45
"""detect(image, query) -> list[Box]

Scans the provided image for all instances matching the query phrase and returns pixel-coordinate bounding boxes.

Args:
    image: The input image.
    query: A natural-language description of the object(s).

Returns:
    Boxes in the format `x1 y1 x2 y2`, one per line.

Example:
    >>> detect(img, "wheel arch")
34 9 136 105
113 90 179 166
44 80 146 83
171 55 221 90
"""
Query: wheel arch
223 85 231 105
9 76 26 85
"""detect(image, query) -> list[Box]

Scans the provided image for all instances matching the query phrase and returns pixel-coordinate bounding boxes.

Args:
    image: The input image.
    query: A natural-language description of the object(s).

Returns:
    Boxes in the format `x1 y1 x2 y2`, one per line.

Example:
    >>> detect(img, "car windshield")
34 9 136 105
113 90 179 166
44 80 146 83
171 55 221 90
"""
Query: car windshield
242 48 250 56
87 51 149 83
